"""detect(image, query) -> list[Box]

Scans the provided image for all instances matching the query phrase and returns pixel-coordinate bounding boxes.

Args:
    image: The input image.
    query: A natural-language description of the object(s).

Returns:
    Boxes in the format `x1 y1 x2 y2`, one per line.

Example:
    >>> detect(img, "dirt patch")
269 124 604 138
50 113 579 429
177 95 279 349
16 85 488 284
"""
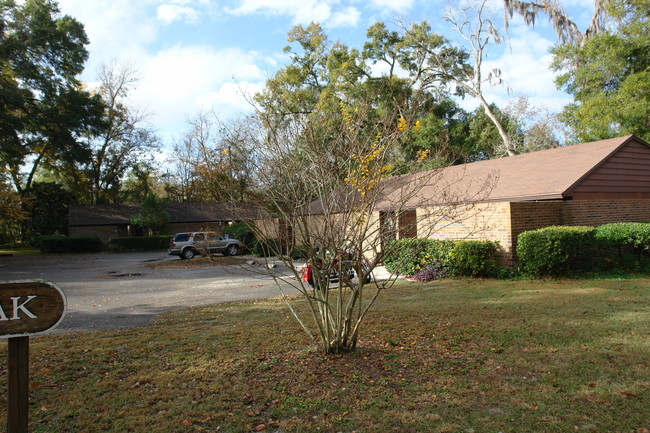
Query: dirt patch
145 255 248 269
101 272 147 279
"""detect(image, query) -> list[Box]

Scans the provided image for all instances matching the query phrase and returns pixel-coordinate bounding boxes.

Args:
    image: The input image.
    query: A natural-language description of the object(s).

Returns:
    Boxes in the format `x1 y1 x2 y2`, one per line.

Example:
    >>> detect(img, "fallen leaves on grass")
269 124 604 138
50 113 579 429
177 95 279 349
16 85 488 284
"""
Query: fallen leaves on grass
0 278 648 432
145 256 247 269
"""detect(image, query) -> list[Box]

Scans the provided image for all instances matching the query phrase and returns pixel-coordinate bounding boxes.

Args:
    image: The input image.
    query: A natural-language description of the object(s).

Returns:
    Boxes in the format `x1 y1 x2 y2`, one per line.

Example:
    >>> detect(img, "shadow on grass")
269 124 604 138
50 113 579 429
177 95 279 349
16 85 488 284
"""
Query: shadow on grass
0 278 647 432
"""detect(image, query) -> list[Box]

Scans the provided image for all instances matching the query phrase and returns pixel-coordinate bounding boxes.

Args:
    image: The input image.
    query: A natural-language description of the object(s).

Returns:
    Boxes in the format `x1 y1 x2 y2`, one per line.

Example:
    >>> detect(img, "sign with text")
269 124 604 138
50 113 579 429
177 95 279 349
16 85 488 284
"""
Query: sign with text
0 281 66 338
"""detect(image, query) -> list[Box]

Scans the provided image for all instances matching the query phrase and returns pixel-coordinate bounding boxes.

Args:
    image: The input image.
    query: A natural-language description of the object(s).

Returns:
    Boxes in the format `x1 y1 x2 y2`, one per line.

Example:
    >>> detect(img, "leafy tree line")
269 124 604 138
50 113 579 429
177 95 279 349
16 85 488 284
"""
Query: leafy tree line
1 0 647 245
506 0 649 143
1 0 160 242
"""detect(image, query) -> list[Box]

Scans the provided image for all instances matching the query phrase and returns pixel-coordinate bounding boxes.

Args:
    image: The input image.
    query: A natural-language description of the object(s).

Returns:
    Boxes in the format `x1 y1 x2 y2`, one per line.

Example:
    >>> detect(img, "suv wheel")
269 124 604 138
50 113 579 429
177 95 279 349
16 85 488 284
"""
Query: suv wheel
181 248 196 260
225 244 239 256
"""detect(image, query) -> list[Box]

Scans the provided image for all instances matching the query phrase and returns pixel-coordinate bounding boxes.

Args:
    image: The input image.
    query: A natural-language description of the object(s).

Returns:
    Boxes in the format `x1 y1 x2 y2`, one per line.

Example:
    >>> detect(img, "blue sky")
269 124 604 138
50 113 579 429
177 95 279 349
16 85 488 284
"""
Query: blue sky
56 0 595 148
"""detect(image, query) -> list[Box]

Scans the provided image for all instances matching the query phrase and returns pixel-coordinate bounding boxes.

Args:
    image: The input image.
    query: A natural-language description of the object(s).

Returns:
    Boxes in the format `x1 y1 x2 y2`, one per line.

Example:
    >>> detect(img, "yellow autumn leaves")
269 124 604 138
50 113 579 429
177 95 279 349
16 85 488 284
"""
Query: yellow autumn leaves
344 132 389 197
398 117 421 133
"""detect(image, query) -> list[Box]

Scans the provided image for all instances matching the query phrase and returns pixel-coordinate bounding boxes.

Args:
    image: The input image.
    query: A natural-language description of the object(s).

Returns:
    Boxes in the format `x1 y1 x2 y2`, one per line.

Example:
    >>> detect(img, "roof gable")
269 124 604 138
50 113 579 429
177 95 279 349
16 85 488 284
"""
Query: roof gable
566 137 650 199
387 135 649 209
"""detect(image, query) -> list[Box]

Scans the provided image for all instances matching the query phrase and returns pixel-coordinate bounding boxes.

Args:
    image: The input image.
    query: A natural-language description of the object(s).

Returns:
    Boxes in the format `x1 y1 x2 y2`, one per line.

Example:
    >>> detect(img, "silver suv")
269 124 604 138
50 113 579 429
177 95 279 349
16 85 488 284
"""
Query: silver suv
168 232 244 259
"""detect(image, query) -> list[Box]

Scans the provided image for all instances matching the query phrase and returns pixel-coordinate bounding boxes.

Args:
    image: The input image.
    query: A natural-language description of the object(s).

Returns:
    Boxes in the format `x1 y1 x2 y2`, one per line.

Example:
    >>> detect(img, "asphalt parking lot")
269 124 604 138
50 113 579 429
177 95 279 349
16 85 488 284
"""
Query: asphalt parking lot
0 251 301 333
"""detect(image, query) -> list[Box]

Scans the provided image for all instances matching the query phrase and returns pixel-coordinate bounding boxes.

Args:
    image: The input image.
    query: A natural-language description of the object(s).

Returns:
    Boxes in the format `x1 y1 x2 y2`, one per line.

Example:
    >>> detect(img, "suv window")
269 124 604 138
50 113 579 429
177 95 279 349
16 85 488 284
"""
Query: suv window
193 233 205 241
175 233 190 242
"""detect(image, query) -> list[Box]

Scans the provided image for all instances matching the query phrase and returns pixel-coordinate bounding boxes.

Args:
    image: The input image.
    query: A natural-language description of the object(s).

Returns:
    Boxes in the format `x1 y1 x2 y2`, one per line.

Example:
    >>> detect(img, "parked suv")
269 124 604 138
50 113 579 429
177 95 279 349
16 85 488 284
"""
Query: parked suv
168 232 244 259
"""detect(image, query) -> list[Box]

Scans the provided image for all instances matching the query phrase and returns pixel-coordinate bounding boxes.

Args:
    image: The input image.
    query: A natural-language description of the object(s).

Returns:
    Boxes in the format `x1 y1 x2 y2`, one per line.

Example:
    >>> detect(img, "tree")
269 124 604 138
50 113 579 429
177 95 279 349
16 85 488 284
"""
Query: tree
467 104 519 158
245 85 496 354
441 0 520 156
166 111 259 203
21 181 73 239
254 22 478 170
165 127 204 203
0 171 27 244
0 0 104 193
130 191 168 236
465 98 562 157
502 97 563 151
504 0 649 142
551 0 649 141
121 159 163 203
250 99 405 354
504 0 609 47
50 63 160 203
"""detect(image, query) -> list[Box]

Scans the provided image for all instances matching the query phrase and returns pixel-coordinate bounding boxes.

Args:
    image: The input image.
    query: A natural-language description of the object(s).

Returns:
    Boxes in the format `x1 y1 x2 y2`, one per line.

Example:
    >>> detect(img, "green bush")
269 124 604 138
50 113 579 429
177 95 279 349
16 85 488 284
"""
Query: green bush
253 238 281 257
447 240 500 278
30 234 66 250
517 226 597 277
223 222 256 250
418 240 455 271
383 238 500 277
383 238 449 275
595 222 650 269
108 236 172 252
37 236 103 253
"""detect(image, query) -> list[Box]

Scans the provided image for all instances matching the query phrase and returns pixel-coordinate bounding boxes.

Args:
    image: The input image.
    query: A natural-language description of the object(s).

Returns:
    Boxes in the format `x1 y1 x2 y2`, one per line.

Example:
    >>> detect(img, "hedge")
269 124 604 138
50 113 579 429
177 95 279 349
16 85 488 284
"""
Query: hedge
108 236 172 252
383 238 452 276
223 222 256 250
594 222 650 269
383 238 500 278
37 236 103 253
516 226 597 277
30 234 67 250
447 240 500 278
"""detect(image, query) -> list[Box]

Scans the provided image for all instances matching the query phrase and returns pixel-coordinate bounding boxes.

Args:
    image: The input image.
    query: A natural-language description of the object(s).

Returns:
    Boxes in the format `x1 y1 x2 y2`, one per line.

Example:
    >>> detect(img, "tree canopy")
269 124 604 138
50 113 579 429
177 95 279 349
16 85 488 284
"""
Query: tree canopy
254 21 492 172
552 0 649 142
505 0 649 142
0 0 104 193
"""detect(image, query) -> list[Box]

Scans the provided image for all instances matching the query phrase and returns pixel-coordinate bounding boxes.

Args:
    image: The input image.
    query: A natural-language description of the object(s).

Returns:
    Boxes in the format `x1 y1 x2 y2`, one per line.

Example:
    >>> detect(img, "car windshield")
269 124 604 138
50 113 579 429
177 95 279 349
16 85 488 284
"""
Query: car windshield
175 234 190 242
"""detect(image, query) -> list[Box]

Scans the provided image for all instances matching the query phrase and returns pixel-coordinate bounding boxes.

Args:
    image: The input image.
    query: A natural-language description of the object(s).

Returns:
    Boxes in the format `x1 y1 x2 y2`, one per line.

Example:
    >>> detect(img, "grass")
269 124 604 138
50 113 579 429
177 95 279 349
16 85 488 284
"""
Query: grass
0 278 648 432
147 255 249 269
0 247 40 256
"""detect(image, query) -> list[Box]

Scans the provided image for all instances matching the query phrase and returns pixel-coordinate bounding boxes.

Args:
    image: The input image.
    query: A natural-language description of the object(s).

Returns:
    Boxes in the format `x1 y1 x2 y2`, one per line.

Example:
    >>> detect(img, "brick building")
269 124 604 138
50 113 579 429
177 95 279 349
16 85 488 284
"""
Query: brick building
256 135 650 266
69 202 265 244
375 135 650 265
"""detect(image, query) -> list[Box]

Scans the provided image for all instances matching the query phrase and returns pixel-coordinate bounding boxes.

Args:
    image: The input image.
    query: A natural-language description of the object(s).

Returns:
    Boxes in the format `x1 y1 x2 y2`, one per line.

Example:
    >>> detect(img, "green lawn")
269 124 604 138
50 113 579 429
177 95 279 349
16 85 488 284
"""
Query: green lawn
0 278 648 432
0 247 40 256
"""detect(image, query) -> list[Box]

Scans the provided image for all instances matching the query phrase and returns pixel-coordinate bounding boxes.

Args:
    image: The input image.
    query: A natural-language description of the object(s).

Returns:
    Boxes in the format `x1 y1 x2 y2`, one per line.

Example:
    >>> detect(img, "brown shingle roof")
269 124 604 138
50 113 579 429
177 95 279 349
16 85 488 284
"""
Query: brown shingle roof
307 135 647 215
69 202 268 227
386 135 646 209
68 204 140 226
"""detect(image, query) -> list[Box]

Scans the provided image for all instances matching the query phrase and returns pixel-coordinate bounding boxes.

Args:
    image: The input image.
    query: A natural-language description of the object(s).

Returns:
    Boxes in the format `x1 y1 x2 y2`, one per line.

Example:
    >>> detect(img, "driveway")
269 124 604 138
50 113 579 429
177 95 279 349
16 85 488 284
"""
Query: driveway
0 251 301 333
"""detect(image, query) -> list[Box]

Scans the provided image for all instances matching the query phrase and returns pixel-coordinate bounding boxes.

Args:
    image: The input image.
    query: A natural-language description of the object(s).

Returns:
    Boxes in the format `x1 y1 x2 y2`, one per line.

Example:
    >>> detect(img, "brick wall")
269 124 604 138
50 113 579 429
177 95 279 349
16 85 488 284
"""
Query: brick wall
417 202 514 265
500 199 650 266
416 199 650 266
563 199 650 226
253 199 650 267
69 225 127 244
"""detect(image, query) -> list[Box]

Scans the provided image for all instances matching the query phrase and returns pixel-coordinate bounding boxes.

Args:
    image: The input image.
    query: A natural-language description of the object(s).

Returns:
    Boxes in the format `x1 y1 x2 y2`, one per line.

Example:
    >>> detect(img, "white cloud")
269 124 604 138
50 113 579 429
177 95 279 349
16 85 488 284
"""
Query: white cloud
57 0 158 75
479 23 569 112
369 0 415 12
328 7 361 28
225 0 333 24
157 4 199 24
131 45 265 141
198 81 264 114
